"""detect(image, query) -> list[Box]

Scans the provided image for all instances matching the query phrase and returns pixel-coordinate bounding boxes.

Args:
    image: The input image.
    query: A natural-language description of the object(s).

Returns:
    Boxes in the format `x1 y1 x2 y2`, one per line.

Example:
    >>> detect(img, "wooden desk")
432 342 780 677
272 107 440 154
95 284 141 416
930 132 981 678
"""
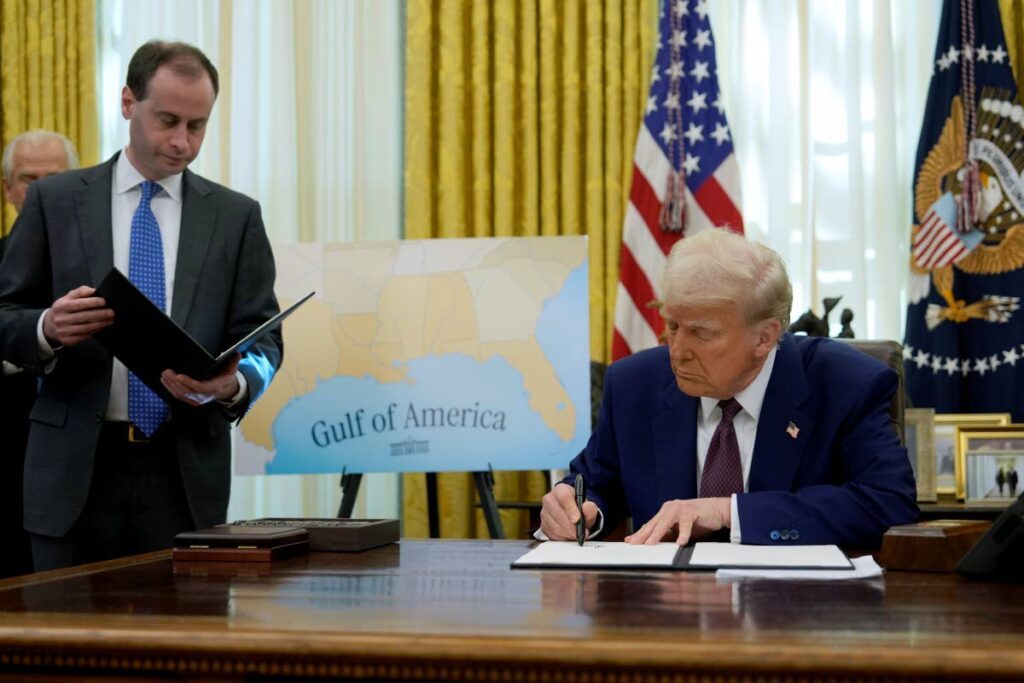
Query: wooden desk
0 539 1022 682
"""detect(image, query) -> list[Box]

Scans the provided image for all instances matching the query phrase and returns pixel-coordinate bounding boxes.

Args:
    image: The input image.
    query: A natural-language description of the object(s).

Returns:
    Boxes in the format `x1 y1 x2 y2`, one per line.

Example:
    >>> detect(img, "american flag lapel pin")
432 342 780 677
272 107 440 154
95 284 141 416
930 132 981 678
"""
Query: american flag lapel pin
786 421 800 439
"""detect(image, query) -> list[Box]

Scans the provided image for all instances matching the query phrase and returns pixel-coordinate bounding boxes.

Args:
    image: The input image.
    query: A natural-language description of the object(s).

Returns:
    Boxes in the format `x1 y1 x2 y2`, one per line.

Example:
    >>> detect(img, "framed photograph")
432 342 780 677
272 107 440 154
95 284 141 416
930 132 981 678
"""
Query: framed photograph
933 413 1011 495
905 408 937 502
956 426 1024 506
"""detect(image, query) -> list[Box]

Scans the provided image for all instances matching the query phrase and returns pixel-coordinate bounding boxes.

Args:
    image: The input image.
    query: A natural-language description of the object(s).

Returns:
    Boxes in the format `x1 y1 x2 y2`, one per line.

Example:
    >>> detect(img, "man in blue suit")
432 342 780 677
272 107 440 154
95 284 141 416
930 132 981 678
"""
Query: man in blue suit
540 229 917 548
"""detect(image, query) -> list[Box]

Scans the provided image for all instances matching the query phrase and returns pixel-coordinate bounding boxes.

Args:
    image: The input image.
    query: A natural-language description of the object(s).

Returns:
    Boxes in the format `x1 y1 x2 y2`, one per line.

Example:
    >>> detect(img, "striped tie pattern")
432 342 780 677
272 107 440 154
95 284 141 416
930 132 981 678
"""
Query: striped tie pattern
699 398 744 498
127 180 169 437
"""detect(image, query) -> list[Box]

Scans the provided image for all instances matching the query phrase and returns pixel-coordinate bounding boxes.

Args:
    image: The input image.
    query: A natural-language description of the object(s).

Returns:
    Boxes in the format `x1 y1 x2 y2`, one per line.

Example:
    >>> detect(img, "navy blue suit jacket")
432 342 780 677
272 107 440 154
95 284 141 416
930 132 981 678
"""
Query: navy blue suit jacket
569 334 918 547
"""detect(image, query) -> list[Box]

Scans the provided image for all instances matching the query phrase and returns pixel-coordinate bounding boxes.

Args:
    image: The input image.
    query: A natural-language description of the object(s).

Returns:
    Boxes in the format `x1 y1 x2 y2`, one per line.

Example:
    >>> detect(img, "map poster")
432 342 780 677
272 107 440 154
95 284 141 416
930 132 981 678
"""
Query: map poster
235 236 590 475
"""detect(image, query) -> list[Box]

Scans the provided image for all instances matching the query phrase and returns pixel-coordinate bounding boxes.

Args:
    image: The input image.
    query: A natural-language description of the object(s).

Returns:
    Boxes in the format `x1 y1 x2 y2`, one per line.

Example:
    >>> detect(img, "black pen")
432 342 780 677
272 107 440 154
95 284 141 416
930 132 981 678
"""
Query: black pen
574 473 586 546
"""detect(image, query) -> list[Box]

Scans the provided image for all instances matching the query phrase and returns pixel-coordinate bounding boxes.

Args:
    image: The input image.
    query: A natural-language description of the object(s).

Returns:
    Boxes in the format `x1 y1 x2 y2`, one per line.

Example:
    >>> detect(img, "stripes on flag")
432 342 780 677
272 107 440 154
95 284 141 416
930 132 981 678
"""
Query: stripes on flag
612 0 743 360
911 192 983 269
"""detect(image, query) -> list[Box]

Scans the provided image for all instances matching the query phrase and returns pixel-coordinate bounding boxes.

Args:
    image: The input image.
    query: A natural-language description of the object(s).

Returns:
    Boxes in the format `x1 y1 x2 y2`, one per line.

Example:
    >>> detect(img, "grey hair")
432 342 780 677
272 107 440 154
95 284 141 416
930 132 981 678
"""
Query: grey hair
661 228 793 329
1 129 80 181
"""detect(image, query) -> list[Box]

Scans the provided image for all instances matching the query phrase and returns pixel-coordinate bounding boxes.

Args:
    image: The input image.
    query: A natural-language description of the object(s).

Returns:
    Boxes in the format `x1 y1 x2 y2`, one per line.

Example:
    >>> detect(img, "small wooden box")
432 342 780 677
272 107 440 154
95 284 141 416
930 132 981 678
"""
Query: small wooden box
876 519 990 572
231 518 400 552
172 525 310 562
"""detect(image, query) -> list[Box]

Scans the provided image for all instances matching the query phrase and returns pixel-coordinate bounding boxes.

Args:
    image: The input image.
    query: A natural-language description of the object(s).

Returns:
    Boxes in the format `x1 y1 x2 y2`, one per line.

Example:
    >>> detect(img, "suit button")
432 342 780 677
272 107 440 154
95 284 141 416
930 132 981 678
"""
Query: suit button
95 412 104 422
770 530 780 541
790 530 799 540
780 530 791 540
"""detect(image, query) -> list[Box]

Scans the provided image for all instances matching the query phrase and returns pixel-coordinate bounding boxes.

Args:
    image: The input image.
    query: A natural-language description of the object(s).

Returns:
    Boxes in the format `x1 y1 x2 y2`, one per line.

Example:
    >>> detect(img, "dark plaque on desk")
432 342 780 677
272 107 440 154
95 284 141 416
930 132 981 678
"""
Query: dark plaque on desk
876 519 990 572
172 525 310 562
231 518 400 552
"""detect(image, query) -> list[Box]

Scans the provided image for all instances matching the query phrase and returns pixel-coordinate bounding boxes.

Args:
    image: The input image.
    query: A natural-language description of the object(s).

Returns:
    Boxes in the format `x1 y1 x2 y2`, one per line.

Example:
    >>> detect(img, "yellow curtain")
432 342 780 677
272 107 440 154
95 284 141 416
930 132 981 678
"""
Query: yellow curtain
1001 0 1024 94
402 0 658 539
0 0 97 236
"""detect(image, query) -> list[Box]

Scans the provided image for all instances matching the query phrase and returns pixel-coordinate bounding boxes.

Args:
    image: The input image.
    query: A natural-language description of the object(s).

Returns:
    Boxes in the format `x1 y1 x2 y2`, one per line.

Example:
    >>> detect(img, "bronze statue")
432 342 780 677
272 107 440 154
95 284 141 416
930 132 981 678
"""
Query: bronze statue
788 296 855 338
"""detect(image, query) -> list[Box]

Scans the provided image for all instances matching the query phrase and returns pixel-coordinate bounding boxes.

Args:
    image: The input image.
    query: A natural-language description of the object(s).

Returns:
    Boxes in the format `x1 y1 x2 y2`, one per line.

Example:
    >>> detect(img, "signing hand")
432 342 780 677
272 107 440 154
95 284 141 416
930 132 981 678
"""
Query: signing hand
43 286 115 347
160 354 241 406
539 482 599 541
625 497 732 546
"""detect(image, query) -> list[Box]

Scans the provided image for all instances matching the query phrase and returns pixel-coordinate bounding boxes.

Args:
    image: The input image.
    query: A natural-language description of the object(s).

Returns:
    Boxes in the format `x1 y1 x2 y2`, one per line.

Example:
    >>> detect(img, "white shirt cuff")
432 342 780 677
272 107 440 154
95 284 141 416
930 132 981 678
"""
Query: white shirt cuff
36 310 58 372
217 370 249 408
729 493 742 543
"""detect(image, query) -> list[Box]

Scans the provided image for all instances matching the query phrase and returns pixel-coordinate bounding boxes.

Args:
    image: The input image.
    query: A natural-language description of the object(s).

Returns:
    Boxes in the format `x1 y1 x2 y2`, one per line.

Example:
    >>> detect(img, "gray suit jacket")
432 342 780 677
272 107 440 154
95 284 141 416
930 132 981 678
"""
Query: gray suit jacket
0 154 282 537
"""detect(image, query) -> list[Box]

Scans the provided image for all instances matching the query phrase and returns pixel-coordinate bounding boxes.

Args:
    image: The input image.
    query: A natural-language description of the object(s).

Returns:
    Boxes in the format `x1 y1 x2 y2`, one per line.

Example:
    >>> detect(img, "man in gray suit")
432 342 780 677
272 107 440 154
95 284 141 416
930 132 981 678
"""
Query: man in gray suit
0 41 282 570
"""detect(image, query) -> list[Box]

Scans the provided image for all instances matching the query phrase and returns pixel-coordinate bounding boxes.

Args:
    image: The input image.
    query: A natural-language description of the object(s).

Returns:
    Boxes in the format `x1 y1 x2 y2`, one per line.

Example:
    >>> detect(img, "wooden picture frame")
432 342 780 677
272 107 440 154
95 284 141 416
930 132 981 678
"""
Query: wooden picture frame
956 425 1024 505
933 413 1011 496
905 408 937 502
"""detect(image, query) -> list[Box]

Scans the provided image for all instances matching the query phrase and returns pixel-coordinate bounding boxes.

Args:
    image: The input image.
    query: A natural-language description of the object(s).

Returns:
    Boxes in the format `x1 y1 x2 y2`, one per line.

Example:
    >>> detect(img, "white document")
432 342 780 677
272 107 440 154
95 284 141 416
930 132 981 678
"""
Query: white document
687 542 852 569
511 541 680 568
716 555 883 580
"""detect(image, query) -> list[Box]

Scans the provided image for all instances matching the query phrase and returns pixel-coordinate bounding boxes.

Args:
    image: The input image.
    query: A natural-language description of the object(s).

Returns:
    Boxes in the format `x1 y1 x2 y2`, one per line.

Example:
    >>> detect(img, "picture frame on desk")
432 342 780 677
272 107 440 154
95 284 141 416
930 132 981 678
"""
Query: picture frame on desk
934 413 1011 496
956 425 1024 506
905 408 937 502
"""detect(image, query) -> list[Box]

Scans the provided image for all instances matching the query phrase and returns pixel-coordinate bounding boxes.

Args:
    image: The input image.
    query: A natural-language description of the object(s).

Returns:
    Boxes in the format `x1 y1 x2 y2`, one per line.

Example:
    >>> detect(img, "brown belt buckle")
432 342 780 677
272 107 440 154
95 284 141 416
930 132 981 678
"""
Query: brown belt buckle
127 424 151 443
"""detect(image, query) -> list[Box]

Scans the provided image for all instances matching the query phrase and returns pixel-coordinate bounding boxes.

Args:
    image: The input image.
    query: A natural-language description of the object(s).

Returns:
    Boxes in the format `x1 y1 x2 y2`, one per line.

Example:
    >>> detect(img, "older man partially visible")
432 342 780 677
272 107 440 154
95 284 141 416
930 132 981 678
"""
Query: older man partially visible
0 129 79 578
1 129 79 214
540 228 917 549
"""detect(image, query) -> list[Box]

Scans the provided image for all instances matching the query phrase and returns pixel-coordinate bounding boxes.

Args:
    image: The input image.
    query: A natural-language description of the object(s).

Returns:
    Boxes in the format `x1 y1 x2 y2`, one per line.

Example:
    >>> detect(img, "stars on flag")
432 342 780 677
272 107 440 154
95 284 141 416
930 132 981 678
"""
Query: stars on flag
641 0 735 196
936 41 1008 72
690 60 710 83
659 123 677 145
686 90 707 113
710 122 730 145
902 343 1024 377
693 28 712 51
683 122 704 145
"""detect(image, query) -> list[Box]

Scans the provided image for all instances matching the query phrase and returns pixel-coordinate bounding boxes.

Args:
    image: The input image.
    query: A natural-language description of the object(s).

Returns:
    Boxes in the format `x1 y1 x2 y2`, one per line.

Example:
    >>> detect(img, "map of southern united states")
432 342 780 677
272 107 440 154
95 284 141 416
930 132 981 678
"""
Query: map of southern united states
241 238 587 456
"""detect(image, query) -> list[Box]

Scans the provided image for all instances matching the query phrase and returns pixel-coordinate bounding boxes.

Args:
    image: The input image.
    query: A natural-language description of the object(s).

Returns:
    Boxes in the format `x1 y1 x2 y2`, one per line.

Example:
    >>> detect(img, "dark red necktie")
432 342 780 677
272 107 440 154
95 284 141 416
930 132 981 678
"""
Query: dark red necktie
699 398 744 498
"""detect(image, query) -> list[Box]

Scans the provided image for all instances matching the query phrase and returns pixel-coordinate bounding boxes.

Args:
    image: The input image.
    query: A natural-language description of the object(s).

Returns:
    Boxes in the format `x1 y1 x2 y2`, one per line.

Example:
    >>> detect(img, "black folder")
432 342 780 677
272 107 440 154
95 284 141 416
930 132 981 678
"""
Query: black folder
93 268 313 401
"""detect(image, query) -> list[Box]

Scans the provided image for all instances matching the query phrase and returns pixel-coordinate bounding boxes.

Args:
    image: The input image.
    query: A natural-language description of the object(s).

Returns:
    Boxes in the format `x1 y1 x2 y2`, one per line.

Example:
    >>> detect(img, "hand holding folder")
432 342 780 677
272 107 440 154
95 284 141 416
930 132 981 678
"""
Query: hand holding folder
93 268 313 403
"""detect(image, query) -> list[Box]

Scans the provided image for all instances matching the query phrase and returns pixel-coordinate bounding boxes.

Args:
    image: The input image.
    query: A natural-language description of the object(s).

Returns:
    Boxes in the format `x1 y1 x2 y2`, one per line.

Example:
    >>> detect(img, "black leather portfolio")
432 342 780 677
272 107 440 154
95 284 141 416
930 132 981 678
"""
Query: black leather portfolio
93 268 313 400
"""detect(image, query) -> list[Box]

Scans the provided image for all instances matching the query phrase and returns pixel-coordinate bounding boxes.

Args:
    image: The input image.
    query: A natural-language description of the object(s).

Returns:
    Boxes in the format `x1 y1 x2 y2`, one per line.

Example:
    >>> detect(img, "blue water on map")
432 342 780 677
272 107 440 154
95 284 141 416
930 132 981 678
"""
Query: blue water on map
265 263 590 474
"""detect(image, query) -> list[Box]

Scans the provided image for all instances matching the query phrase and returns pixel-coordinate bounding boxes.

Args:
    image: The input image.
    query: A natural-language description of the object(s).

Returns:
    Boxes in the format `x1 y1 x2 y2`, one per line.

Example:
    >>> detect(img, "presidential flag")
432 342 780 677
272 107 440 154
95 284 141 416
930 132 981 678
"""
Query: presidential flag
611 0 743 360
904 0 1024 421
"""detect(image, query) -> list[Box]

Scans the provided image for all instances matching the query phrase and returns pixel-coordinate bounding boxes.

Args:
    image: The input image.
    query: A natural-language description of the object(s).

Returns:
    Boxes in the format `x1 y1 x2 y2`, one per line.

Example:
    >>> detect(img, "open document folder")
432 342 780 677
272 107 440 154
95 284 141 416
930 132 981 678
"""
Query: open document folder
93 268 313 402
511 541 853 571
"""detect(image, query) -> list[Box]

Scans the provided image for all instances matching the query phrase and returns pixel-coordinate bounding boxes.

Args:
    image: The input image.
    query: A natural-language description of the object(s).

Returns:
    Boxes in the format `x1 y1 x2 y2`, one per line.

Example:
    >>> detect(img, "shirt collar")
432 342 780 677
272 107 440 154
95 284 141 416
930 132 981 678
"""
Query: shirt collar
699 345 778 424
114 148 183 202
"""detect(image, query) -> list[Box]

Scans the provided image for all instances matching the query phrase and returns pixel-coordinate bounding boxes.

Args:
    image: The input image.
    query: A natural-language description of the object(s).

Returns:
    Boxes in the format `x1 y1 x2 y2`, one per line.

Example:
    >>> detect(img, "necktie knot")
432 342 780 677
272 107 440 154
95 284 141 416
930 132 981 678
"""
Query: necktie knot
718 398 741 423
139 180 160 203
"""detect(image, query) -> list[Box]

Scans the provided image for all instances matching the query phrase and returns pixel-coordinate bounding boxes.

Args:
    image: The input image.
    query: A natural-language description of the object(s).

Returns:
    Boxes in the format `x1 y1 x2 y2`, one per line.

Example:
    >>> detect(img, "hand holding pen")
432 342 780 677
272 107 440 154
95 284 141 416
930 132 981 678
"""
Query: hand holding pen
538 475 597 543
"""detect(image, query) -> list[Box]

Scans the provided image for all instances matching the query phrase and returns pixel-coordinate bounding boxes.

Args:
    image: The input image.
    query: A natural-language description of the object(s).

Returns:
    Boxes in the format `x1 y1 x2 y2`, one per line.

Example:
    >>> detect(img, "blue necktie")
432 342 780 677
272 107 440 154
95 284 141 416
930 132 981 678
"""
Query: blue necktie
127 180 169 437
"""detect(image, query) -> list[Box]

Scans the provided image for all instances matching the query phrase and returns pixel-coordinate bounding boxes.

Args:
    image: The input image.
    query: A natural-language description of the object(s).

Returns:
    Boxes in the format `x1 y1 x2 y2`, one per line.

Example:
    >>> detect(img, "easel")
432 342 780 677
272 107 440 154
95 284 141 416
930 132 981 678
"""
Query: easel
337 467 506 539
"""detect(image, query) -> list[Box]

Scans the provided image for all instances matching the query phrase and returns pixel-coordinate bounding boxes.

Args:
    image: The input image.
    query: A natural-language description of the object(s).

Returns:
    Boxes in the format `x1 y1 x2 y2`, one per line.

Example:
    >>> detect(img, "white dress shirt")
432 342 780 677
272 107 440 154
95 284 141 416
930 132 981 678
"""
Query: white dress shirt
36 150 246 419
697 346 777 542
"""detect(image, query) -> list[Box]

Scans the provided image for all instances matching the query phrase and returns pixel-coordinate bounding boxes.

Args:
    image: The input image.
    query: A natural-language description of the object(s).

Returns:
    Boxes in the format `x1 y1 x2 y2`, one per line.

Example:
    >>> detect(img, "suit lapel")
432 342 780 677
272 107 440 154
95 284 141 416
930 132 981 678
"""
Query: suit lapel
76 159 116 285
653 377 699 502
172 170 216 326
748 335 815 491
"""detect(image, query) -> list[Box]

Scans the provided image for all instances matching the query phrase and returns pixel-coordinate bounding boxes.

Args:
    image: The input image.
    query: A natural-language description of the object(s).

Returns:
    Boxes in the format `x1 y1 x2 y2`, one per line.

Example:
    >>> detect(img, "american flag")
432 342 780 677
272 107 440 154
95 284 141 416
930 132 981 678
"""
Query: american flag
911 192 980 270
611 0 743 360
